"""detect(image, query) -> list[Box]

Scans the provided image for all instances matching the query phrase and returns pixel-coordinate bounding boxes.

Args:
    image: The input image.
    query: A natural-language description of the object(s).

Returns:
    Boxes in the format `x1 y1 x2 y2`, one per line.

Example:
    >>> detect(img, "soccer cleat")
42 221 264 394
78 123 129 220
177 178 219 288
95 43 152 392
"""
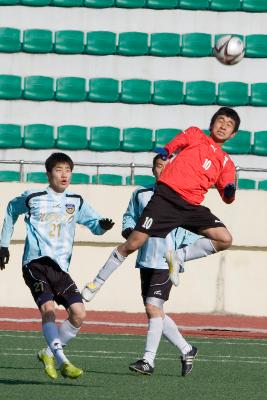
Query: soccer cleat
81 281 100 302
37 348 58 379
165 250 184 287
60 362 83 379
181 346 198 377
129 359 154 375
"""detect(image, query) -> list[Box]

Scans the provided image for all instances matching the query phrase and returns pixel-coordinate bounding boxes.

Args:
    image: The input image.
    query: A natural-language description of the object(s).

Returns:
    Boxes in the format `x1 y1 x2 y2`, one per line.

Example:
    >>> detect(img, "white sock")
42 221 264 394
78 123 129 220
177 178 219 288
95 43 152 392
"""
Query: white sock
143 317 163 368
43 322 68 366
96 248 126 283
177 238 216 263
45 319 80 356
163 315 192 355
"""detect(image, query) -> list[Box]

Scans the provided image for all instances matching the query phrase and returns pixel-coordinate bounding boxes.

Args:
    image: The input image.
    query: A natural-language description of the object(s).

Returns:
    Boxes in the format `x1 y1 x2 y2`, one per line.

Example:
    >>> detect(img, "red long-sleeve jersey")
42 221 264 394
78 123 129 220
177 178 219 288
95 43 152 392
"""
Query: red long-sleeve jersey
158 126 236 205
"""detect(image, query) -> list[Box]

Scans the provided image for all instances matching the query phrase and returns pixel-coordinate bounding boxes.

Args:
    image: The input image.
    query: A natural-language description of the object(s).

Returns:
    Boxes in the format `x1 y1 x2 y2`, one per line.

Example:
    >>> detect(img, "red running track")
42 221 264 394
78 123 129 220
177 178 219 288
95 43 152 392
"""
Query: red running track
1 307 267 339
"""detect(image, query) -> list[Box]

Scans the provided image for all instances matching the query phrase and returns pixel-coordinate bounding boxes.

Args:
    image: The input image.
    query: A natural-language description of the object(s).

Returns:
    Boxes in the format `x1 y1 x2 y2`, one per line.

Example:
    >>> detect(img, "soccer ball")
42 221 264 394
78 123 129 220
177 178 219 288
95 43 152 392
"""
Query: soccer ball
214 35 245 65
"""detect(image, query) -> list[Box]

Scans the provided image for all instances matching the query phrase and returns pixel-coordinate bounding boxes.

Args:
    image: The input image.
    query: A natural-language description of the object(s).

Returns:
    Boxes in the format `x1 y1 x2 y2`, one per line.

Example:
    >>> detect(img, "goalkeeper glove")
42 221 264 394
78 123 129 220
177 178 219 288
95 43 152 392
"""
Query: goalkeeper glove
0 247 9 270
122 227 133 239
223 183 236 198
99 218 115 231
154 147 169 161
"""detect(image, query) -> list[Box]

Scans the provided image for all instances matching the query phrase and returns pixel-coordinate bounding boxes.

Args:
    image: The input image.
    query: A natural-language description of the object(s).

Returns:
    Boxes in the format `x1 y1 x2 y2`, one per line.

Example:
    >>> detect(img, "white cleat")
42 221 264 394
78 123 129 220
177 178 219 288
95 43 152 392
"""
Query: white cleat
165 250 184 287
81 282 100 302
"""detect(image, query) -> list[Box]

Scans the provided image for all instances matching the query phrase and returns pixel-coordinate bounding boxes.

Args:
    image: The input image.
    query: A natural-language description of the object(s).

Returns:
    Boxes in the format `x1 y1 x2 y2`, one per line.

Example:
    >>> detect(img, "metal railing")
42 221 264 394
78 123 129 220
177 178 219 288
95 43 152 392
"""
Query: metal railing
0 160 266 185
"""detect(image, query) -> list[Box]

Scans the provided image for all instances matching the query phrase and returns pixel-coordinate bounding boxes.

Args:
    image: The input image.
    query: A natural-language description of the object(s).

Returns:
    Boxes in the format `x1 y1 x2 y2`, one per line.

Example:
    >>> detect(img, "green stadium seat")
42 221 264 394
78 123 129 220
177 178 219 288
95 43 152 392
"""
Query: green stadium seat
84 0 114 6
23 124 55 149
250 83 267 107
0 28 21 53
147 0 179 8
154 128 181 148
238 179 256 189
71 173 90 184
0 0 19 4
115 0 146 7
26 172 48 183
126 175 156 186
56 125 88 150
0 75 22 99
92 174 123 185
222 130 251 154
184 81 216 105
180 0 209 9
56 77 87 102
54 30 84 54
122 128 153 151
245 35 267 58
89 126 121 151
258 180 267 191
21 0 51 5
120 79 151 104
23 29 53 53
52 0 83 6
181 33 212 57
0 124 22 148
252 131 267 156
88 78 119 102
242 0 267 12
152 80 184 105
23 76 54 101
85 31 116 55
209 0 241 11
149 33 180 57
117 32 149 56
217 82 249 106
0 171 20 182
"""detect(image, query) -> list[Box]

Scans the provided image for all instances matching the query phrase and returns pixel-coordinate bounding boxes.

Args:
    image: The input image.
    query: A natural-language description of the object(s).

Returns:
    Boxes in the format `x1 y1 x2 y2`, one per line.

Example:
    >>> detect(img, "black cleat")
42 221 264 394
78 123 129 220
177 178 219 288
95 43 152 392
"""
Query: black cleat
181 346 198 377
129 359 154 375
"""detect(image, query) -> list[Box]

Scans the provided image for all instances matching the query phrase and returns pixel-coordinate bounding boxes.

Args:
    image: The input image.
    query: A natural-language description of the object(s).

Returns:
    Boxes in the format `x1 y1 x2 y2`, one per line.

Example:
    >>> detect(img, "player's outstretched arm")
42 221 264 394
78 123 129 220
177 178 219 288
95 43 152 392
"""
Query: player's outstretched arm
0 247 10 270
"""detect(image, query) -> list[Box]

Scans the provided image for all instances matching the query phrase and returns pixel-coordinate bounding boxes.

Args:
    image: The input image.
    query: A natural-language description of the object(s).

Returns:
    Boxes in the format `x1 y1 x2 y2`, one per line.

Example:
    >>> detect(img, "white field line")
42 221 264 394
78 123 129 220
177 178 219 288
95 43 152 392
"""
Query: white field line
1 350 267 365
1 317 267 334
1 331 267 346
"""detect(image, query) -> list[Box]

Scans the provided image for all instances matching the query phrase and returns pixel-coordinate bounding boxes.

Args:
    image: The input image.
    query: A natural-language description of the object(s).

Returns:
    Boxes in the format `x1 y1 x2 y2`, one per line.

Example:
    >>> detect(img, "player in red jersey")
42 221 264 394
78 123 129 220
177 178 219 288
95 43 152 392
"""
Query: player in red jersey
82 107 239 299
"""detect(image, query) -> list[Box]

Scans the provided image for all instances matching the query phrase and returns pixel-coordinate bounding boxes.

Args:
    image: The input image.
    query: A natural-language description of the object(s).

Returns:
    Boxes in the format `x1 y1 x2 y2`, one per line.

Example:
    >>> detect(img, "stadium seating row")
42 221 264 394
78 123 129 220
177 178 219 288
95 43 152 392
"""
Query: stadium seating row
0 0 265 12
0 171 265 189
1 124 267 155
0 29 266 58
1 76 267 106
0 171 156 185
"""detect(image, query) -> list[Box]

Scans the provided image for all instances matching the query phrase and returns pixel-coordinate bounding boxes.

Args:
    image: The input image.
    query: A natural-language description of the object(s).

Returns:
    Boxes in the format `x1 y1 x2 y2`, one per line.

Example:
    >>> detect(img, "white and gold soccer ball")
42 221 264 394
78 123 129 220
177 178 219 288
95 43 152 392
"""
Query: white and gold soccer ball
214 35 245 65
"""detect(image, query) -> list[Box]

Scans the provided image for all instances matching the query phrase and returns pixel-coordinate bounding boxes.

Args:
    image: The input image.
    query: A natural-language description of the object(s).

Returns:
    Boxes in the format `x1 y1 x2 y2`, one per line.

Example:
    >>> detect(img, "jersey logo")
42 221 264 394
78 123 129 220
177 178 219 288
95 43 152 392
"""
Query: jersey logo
210 144 217 152
66 203 75 214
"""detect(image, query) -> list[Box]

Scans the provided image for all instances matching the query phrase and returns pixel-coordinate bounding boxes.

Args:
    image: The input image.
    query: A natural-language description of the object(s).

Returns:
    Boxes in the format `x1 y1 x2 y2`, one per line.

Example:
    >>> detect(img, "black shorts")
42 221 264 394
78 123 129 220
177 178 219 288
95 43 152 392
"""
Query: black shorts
22 256 83 309
140 268 172 302
135 183 226 238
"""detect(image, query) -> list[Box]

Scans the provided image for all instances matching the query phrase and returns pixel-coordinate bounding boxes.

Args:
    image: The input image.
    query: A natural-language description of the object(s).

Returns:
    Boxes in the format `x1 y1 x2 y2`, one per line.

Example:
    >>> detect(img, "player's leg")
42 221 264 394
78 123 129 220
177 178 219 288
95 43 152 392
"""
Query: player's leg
166 205 232 285
82 231 149 301
162 315 198 377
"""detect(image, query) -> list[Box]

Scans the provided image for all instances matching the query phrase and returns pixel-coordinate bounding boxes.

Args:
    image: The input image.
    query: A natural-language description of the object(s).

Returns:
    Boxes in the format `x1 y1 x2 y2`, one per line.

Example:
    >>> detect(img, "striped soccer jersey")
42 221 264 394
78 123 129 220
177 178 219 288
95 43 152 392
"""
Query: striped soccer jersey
0 186 105 272
122 184 200 270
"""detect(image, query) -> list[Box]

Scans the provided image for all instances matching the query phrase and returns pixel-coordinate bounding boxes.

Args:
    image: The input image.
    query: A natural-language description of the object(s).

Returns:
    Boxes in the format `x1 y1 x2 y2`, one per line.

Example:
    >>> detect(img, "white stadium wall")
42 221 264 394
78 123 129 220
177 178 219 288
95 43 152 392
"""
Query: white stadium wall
0 182 266 316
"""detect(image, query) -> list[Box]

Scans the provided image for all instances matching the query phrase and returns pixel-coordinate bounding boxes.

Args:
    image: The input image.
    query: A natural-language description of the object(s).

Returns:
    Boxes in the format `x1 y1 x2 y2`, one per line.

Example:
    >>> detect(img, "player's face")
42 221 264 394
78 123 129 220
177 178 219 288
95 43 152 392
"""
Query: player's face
47 162 72 193
152 158 168 181
210 115 237 144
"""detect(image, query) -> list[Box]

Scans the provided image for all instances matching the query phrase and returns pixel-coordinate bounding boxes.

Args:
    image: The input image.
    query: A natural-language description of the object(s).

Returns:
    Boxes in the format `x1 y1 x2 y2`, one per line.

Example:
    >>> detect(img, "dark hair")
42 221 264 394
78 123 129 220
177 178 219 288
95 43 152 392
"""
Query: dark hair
209 107 240 132
45 152 74 173
152 154 164 168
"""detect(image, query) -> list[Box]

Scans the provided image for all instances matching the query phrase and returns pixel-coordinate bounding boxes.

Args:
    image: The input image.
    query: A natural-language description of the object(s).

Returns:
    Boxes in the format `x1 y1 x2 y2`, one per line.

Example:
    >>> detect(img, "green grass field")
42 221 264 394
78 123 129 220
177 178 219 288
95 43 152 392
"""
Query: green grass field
1 330 267 400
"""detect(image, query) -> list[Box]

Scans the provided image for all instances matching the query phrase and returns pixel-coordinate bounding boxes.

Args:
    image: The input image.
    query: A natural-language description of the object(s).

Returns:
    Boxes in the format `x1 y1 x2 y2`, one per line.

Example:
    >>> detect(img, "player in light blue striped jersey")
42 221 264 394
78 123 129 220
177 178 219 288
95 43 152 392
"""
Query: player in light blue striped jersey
0 152 114 380
124 155 200 376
